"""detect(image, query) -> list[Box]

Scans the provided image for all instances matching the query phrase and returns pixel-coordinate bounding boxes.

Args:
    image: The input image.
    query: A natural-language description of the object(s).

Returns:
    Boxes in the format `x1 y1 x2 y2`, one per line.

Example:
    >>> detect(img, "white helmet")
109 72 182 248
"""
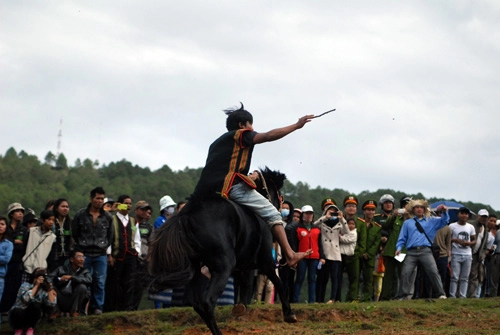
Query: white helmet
379 194 395 205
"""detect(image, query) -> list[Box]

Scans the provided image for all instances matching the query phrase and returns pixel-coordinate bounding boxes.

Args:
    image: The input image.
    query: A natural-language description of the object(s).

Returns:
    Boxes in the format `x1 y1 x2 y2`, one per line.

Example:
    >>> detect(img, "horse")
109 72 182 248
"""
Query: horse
148 167 296 335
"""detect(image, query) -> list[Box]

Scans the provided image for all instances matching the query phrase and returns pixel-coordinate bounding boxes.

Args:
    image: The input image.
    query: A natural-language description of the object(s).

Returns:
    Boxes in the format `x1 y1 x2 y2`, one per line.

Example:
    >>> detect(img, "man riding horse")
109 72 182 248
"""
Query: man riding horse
192 103 314 266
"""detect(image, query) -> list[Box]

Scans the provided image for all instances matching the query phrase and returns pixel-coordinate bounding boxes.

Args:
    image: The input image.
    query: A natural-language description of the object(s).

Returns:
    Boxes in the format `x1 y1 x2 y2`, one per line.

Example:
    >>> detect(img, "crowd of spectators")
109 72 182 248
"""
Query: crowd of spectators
1 188 499 334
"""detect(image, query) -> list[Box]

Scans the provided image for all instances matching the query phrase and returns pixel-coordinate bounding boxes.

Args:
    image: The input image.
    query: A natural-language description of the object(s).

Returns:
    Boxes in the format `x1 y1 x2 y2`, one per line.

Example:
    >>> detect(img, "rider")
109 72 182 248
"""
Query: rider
192 103 314 266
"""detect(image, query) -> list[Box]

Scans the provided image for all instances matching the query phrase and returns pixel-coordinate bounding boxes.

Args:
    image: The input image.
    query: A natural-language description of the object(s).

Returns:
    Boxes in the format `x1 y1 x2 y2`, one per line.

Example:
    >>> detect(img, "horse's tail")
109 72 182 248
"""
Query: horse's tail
148 214 195 291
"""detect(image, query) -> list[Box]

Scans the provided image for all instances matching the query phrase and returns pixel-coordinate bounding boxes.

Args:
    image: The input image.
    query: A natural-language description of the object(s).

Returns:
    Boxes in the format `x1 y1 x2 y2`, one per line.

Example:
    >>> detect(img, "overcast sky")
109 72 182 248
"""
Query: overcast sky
1 1 499 210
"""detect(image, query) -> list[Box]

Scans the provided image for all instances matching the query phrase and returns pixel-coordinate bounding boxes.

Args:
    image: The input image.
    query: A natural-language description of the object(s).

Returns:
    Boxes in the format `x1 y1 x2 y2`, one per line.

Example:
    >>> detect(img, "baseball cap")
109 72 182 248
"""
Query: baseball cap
478 209 489 216
301 205 314 213
135 200 152 211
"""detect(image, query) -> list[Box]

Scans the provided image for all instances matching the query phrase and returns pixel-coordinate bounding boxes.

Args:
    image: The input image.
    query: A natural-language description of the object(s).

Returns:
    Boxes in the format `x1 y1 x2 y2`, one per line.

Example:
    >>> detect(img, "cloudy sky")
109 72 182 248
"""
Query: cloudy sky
1 1 499 210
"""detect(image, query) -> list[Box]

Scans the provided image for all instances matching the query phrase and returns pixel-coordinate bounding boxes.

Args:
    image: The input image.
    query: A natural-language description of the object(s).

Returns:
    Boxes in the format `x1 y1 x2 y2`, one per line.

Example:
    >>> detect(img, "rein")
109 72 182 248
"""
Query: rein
255 170 280 206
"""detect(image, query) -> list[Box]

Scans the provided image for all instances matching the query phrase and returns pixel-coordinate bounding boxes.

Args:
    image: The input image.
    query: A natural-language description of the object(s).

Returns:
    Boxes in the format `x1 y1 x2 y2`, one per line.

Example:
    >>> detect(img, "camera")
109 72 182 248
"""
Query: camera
117 203 128 211
41 274 52 291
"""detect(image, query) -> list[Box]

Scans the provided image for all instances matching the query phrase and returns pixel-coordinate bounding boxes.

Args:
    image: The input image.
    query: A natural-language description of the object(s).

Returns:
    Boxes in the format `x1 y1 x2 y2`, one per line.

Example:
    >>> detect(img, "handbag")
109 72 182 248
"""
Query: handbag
414 218 440 261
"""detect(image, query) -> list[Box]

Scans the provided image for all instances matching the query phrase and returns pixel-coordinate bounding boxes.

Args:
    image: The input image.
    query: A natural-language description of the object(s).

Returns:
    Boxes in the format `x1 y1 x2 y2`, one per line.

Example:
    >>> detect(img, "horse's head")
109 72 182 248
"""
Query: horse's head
254 166 286 210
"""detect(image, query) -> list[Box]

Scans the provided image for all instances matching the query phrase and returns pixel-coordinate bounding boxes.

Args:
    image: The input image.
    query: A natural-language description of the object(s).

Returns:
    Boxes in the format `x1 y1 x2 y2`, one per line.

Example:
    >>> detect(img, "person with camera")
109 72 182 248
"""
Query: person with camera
395 199 449 300
49 249 92 317
315 198 349 303
105 195 141 312
8 267 57 335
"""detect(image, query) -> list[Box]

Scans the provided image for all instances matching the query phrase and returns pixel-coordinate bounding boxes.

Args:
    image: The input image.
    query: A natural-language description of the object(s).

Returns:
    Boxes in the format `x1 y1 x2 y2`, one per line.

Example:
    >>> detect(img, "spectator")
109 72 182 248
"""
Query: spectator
52 198 72 267
72 187 113 315
358 200 381 302
0 216 14 315
107 195 140 311
341 195 366 302
133 200 153 310
49 249 92 317
433 224 452 297
154 195 176 230
293 205 322 303
489 215 500 297
254 241 279 304
374 194 395 226
22 210 57 283
373 230 389 301
467 209 491 298
380 196 411 301
448 207 476 298
278 200 296 302
396 200 449 300
283 206 300 301
102 198 116 212
315 198 348 304
338 217 357 302
0 203 26 313
8 267 57 335
22 213 38 229
292 208 301 223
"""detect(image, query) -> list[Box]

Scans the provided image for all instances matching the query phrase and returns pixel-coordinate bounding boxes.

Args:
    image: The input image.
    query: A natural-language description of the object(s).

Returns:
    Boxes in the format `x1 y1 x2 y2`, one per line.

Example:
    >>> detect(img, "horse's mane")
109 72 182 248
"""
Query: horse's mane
258 166 286 190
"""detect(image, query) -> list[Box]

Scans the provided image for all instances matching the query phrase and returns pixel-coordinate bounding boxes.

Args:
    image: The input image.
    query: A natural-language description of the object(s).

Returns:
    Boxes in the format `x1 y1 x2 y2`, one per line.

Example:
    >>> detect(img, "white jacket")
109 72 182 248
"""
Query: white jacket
339 229 357 256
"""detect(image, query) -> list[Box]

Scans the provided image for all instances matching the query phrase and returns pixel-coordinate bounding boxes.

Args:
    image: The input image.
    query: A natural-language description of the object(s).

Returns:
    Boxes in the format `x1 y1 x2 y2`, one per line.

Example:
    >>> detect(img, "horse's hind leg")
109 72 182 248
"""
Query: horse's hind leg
191 260 234 335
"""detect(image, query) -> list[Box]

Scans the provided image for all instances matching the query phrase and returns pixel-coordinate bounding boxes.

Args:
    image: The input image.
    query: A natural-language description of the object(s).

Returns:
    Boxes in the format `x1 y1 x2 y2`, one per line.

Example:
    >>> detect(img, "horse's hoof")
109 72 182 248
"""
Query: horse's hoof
284 314 297 323
232 303 247 317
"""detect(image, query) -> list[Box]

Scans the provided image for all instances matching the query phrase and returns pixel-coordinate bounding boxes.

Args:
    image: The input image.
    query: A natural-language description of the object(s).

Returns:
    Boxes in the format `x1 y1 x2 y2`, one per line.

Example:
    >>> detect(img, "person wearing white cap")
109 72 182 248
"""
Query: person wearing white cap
154 195 177 230
467 209 492 297
292 205 321 303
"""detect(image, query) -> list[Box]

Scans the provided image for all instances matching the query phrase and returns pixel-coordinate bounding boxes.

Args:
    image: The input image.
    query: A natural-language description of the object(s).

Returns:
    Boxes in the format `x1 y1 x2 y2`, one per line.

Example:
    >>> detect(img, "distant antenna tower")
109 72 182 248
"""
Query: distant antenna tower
56 119 63 158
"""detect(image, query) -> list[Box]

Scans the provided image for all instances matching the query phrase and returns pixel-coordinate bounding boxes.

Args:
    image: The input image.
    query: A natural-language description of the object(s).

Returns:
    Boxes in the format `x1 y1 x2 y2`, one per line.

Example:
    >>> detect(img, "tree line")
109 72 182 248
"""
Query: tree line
0 147 497 218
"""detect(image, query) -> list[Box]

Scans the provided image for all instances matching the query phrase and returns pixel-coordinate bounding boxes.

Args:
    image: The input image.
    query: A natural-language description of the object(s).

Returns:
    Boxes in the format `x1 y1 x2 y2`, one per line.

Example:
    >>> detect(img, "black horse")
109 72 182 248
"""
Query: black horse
148 167 296 335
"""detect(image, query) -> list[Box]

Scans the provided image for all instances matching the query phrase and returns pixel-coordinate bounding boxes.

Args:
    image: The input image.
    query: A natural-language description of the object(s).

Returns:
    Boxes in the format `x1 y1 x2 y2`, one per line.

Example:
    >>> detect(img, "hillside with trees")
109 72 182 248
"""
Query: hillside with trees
0 147 497 217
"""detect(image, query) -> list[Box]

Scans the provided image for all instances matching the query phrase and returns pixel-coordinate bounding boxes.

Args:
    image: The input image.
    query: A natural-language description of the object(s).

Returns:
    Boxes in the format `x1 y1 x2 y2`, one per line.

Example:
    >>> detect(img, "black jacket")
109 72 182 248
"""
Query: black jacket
71 204 113 257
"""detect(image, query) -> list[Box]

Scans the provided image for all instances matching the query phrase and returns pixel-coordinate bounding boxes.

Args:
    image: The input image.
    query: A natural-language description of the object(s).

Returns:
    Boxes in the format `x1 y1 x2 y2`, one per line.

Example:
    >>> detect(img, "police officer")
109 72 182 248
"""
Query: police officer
358 200 382 302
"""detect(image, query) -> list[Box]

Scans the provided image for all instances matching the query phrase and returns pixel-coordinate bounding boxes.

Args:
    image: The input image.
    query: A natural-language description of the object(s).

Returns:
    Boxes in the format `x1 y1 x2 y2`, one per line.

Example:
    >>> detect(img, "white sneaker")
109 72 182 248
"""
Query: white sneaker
438 295 447 299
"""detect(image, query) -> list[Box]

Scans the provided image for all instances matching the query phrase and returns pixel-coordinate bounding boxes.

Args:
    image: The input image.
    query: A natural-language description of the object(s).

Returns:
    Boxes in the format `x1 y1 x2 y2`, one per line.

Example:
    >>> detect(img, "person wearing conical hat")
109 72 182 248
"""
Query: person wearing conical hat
396 199 449 300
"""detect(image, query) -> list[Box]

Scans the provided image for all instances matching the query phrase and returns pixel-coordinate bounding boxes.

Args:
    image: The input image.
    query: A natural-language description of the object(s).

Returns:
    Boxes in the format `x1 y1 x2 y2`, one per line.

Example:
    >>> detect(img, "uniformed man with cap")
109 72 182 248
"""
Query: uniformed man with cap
374 194 395 226
379 196 411 301
357 199 382 302
338 195 367 302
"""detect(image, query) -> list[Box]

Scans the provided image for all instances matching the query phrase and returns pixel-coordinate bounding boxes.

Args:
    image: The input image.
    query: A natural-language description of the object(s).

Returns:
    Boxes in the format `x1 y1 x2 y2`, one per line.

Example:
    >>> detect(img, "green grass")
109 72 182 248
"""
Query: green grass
2 298 499 335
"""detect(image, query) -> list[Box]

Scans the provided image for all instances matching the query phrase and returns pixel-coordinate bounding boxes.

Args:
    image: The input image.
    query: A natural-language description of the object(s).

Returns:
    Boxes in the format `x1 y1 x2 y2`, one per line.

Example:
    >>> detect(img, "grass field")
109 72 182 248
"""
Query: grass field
3 297 500 335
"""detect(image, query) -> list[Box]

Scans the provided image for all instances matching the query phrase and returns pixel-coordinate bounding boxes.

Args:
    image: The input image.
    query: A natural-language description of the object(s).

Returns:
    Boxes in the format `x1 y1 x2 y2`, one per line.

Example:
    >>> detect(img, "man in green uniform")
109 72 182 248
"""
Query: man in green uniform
342 195 366 302
358 200 382 302
379 196 411 301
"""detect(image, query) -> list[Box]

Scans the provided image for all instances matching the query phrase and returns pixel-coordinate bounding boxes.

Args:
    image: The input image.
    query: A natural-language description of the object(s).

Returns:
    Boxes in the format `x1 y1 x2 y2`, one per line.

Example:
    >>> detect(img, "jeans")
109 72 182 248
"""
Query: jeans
84 254 108 310
449 254 472 298
293 259 319 303
400 248 445 299
229 183 282 226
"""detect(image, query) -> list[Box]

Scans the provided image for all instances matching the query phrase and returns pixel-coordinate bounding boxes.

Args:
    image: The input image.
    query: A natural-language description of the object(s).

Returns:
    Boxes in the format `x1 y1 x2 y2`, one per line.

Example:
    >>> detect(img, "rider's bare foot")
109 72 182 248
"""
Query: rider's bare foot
201 265 211 279
286 249 312 267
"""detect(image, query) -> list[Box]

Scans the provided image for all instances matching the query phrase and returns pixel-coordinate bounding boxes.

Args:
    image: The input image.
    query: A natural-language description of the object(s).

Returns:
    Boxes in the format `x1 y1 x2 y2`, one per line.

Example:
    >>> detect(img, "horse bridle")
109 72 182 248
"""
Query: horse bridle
255 170 280 205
